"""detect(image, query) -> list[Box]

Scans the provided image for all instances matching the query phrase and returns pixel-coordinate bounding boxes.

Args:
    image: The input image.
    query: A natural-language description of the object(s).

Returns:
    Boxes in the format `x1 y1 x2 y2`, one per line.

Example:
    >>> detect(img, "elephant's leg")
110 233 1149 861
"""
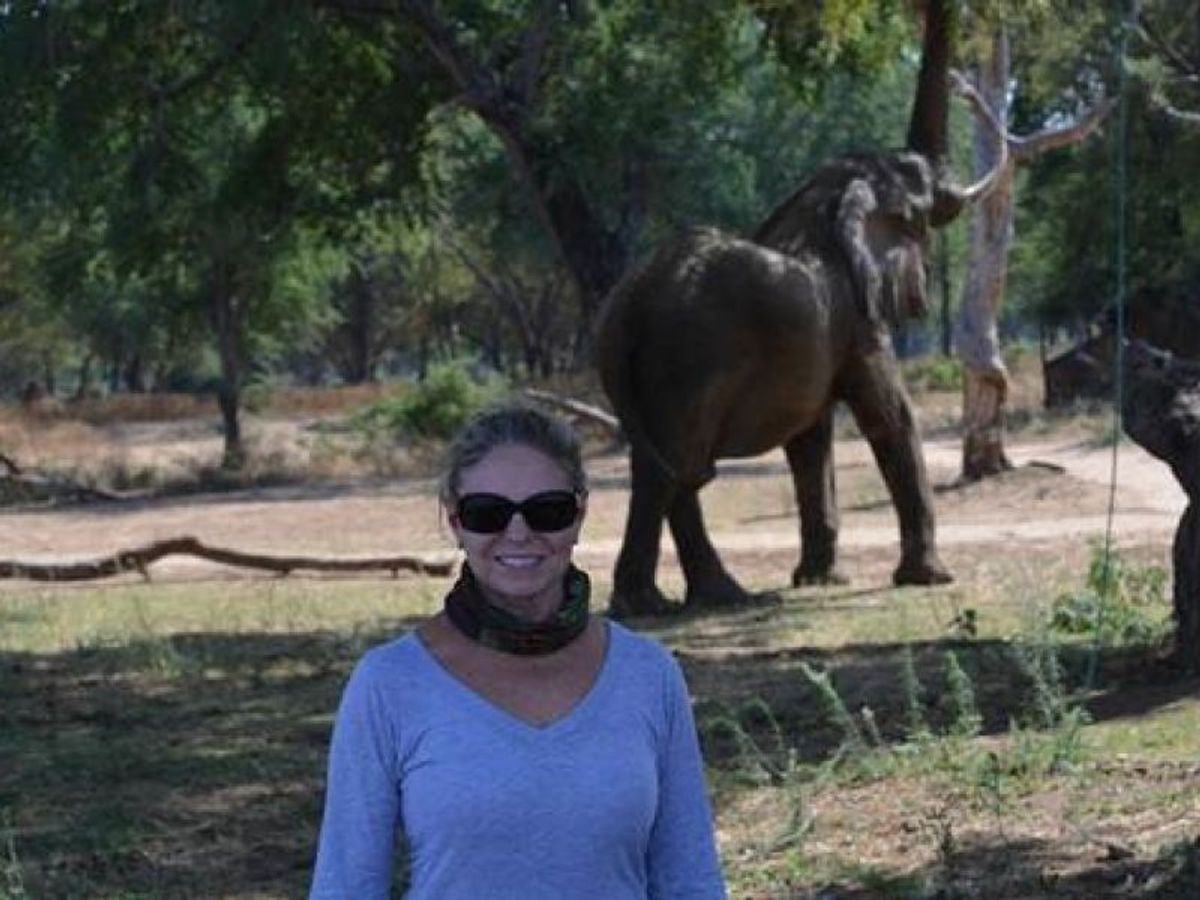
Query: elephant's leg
1171 502 1200 671
785 412 848 586
609 446 679 618
667 486 752 608
842 356 953 586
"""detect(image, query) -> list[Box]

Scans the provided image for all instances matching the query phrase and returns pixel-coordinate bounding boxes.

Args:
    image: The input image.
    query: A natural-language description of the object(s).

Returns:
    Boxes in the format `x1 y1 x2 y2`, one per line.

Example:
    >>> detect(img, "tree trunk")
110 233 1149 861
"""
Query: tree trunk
209 266 245 469
41 354 56 397
906 0 954 163
123 352 146 393
489 123 633 331
345 261 376 384
74 354 94 401
955 29 1015 481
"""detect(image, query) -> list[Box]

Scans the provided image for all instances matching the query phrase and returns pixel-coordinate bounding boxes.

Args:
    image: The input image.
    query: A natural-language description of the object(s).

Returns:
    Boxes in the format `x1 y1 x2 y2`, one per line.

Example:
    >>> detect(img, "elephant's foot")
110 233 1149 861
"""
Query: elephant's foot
792 563 850 587
683 571 754 610
606 584 680 620
893 553 953 586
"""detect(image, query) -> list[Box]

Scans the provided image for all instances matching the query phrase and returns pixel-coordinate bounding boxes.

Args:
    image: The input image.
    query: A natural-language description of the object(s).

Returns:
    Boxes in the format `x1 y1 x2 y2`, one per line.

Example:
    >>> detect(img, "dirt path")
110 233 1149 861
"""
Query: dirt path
0 434 1186 583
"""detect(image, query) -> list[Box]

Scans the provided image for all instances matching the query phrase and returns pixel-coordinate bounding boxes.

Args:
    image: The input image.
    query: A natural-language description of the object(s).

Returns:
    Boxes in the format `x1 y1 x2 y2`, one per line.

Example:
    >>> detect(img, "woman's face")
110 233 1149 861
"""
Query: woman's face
447 442 585 621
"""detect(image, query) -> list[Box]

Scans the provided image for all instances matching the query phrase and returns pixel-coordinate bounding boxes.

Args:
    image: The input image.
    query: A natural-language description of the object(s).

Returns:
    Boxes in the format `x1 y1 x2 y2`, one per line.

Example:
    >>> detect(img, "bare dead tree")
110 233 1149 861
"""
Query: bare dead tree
953 27 1112 481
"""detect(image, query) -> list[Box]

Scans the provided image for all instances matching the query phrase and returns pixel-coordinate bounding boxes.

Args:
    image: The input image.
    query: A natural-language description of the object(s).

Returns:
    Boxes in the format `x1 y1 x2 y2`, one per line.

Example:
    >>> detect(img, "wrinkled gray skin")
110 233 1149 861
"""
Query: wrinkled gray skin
1122 339 1200 670
596 151 954 618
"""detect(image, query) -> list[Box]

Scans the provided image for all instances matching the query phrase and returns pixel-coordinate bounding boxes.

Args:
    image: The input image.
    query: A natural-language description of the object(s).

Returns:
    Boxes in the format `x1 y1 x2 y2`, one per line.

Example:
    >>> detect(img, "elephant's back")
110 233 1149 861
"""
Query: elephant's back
598 228 850 467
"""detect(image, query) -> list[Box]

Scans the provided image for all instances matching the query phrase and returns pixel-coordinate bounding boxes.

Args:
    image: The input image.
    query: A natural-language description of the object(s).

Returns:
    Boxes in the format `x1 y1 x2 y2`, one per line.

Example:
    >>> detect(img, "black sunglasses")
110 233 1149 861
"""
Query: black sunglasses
454 490 581 534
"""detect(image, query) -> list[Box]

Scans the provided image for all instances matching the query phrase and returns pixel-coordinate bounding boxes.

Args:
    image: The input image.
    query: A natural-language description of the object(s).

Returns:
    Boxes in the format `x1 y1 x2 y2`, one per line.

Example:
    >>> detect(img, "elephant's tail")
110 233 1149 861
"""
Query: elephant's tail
594 277 678 483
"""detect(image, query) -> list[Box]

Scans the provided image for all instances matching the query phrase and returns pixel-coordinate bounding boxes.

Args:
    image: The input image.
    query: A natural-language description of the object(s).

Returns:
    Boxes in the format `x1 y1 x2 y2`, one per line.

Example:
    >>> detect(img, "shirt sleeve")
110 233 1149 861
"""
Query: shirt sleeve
647 654 728 899
309 654 402 899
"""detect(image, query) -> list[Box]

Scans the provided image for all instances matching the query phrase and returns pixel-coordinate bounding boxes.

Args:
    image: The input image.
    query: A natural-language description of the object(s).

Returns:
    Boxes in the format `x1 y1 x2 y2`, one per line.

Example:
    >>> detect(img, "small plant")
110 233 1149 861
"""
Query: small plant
899 645 932 742
799 661 867 757
699 700 813 854
701 698 795 787
1049 544 1170 647
944 651 982 738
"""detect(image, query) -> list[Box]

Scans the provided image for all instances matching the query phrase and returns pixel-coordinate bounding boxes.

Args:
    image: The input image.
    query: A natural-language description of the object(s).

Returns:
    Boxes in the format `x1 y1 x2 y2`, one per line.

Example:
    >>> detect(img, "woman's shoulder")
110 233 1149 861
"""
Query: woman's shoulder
351 630 428 683
605 618 682 674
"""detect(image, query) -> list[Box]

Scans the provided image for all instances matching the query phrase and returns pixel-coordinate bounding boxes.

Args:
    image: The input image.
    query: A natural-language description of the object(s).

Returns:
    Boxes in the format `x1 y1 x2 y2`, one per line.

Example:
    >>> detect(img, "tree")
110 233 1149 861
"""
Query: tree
955 10 1112 480
1010 0 1200 357
317 0 916 334
1 2 444 463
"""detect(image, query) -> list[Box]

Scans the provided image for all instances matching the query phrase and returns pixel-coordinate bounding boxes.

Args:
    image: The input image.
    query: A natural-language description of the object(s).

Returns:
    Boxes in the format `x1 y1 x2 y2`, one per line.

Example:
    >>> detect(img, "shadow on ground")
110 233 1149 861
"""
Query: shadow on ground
796 831 1199 899
1 613 1196 898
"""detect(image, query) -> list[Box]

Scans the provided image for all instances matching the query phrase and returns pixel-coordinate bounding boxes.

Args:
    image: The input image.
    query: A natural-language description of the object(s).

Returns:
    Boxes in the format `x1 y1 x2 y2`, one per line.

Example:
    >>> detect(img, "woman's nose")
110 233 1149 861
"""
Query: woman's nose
503 511 533 539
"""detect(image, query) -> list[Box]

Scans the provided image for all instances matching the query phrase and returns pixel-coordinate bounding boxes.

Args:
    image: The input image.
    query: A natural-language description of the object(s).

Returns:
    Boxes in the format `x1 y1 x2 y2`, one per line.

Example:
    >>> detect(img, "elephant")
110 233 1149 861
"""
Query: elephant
1122 339 1200 670
596 150 998 617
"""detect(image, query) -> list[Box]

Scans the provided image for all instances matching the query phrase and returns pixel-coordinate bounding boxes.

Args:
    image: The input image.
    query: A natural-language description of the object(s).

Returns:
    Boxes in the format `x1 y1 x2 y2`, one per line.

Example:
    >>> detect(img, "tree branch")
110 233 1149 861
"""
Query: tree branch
950 68 1009 144
1156 101 1200 124
1010 97 1116 161
1136 8 1200 79
950 68 1113 163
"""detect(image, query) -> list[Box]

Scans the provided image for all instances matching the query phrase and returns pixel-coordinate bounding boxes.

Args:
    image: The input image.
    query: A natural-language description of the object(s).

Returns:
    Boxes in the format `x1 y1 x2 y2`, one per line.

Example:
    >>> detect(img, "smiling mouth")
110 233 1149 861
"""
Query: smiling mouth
496 555 543 569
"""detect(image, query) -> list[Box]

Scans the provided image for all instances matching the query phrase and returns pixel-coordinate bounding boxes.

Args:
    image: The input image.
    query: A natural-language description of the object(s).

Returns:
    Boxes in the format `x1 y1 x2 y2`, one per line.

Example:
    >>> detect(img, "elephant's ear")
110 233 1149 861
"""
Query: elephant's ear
835 178 884 339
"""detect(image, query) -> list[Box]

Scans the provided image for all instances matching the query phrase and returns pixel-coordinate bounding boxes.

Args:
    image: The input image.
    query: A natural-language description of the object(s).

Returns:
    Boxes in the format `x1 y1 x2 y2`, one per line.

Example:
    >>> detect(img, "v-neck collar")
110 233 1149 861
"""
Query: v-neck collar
409 620 616 738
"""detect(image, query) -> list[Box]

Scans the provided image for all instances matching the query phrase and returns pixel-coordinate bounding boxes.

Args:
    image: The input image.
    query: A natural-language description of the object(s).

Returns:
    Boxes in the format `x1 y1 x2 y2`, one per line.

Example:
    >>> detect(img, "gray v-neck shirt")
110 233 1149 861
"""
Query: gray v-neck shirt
310 620 726 899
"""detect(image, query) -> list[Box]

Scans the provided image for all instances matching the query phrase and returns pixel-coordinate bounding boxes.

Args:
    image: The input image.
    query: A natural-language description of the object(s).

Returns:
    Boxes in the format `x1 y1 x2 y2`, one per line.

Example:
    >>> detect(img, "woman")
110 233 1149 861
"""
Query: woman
310 401 726 899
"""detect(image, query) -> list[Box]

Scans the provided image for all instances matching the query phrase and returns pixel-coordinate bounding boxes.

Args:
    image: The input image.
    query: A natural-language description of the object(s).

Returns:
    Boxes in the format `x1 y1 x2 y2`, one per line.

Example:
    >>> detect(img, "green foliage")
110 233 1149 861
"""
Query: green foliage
799 661 867 757
1005 638 1091 774
701 697 798 787
1049 545 1171 647
903 356 964 393
944 651 982 739
899 645 931 741
698 699 814 855
353 362 506 442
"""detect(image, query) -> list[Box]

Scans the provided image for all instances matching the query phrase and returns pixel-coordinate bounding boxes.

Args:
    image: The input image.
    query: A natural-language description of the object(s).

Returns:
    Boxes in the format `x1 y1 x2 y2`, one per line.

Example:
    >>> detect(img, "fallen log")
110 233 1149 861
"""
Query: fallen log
0 449 123 505
0 472 122 504
0 536 456 583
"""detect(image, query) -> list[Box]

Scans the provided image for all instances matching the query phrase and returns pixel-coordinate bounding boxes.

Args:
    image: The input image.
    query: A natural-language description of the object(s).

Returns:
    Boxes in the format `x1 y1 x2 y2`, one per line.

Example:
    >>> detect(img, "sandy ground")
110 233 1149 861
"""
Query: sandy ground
0 431 1186 583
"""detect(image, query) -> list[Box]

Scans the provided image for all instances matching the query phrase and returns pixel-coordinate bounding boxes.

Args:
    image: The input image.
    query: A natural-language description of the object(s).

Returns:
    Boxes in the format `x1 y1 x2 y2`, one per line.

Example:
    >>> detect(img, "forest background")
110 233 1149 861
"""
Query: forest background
4 0 1198 471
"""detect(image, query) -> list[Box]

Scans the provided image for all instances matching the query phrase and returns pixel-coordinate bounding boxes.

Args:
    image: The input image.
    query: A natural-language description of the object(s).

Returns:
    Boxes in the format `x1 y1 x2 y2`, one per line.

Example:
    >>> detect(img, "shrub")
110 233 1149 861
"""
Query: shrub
904 356 964 393
353 362 507 442
1049 544 1170 646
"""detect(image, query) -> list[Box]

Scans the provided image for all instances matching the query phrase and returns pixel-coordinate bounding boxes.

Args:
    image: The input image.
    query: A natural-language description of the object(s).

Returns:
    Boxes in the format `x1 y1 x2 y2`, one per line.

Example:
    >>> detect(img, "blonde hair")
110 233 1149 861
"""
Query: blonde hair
439 400 586 502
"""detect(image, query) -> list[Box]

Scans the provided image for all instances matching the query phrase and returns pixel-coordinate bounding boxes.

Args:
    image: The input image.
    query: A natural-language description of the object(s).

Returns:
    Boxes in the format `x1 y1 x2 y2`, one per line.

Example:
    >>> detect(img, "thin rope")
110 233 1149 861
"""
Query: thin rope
1085 1 1132 691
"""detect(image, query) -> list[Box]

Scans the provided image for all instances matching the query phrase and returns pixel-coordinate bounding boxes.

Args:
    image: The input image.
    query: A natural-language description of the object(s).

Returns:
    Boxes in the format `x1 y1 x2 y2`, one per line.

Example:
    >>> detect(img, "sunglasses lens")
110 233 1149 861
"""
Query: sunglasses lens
521 492 579 531
455 491 579 534
456 495 515 533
